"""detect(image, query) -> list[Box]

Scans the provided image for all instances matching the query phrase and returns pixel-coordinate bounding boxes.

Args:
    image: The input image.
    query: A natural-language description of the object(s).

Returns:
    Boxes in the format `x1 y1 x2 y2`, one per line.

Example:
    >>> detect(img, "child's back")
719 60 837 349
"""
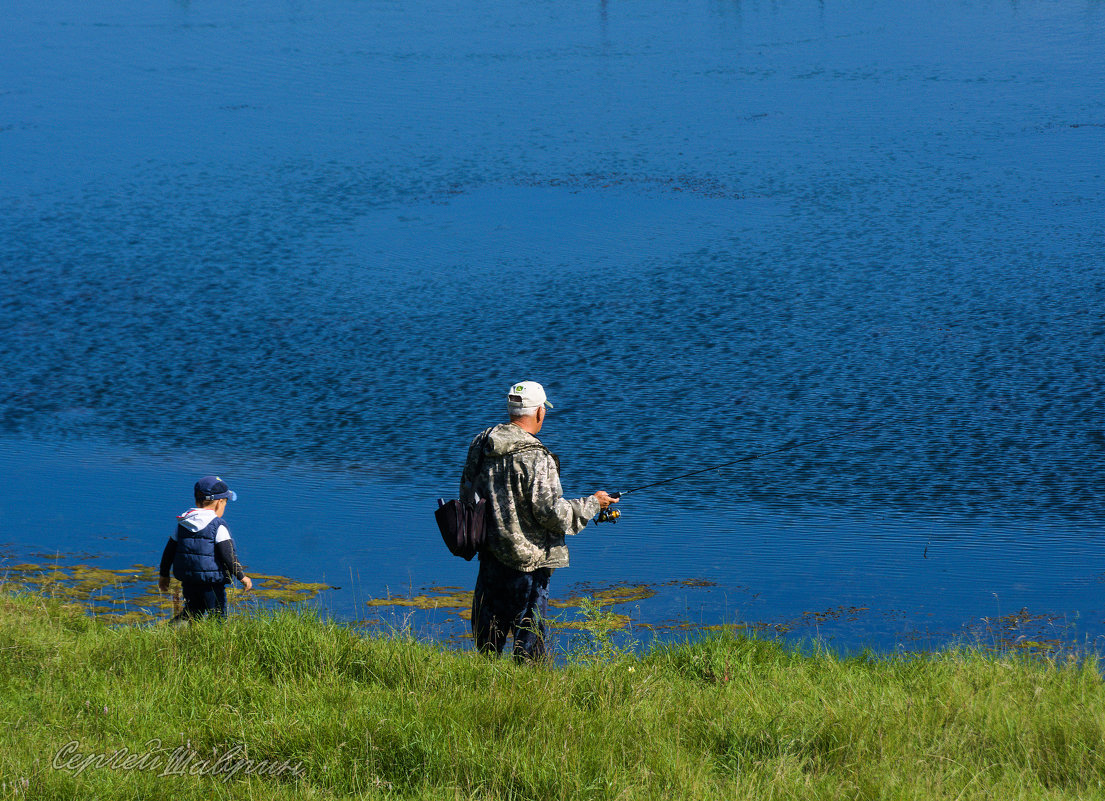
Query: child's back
158 475 252 618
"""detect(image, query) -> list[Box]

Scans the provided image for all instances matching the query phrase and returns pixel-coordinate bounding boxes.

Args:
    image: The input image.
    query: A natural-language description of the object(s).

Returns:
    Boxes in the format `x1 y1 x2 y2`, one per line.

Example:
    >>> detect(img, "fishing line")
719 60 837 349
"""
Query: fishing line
593 419 895 523
616 419 891 497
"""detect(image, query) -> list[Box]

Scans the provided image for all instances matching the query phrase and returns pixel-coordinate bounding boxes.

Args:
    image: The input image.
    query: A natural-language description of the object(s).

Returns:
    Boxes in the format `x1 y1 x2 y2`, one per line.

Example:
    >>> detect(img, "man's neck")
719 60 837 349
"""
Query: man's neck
510 417 541 436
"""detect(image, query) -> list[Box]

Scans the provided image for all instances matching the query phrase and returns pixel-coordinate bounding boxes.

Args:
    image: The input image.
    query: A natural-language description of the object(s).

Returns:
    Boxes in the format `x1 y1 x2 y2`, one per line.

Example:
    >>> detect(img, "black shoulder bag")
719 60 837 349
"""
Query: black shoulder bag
435 430 491 561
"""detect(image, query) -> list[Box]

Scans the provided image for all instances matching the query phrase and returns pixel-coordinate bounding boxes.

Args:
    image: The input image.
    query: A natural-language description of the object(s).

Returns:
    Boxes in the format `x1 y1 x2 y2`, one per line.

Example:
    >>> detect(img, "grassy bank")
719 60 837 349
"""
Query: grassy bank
2 591 1104 800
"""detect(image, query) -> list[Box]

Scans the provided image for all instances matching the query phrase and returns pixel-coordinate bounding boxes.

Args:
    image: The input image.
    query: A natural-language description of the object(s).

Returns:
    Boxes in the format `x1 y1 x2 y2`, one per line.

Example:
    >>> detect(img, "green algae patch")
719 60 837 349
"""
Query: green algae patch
1 561 165 619
360 583 657 614
358 583 649 638
364 589 473 610
0 559 334 624
552 611 633 632
550 583 657 608
248 573 335 603
360 582 653 632
969 608 1067 655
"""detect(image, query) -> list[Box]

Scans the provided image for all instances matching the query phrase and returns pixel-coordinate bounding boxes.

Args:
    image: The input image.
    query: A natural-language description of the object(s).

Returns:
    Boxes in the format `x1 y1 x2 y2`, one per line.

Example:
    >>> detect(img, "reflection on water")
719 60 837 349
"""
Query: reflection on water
1 0 1103 653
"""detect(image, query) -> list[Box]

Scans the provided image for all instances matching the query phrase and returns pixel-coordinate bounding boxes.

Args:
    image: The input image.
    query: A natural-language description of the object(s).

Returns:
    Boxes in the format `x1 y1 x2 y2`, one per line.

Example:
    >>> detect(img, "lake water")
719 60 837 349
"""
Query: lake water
2 0 1104 654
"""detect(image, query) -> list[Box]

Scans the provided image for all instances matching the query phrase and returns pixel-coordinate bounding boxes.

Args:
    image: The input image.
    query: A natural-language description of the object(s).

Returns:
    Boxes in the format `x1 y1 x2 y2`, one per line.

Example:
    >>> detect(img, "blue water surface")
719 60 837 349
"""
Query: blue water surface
2 0 1104 653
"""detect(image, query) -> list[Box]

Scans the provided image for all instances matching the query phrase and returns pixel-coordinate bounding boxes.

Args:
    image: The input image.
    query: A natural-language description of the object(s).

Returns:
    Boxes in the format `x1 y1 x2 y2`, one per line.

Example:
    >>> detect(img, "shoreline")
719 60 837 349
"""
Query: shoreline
2 434 1102 657
0 535 1092 661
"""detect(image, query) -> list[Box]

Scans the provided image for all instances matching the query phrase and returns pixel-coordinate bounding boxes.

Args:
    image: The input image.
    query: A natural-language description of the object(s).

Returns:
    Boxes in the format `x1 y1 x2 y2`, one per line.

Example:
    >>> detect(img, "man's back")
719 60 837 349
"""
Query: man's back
461 422 598 571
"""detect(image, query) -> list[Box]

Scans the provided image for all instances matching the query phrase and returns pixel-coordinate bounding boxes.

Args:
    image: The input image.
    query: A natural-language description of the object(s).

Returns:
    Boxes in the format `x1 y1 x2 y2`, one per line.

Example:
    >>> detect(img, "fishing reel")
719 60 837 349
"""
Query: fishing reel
595 507 621 524
593 491 623 524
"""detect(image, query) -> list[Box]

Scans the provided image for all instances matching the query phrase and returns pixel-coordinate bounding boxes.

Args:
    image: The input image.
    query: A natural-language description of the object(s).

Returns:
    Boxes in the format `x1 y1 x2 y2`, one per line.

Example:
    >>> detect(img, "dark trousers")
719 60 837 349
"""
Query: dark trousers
472 553 552 663
179 581 227 619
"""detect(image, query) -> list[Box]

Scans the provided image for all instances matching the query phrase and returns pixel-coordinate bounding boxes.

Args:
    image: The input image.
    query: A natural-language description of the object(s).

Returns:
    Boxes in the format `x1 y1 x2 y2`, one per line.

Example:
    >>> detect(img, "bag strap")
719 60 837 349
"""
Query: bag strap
503 442 559 474
475 428 493 472
467 428 493 499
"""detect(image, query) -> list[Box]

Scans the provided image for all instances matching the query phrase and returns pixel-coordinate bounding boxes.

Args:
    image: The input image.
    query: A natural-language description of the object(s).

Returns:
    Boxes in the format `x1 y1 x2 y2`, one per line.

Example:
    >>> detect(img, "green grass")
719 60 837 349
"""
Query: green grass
2 589 1105 800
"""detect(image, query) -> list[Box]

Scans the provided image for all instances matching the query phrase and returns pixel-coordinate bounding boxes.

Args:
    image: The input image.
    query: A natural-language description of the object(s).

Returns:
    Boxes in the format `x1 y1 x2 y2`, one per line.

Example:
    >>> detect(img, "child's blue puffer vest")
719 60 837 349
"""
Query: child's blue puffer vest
173 516 227 585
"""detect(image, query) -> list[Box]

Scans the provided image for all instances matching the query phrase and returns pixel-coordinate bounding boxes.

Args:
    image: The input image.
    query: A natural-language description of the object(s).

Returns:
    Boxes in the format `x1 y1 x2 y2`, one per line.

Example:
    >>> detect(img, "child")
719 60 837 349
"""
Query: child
158 475 253 618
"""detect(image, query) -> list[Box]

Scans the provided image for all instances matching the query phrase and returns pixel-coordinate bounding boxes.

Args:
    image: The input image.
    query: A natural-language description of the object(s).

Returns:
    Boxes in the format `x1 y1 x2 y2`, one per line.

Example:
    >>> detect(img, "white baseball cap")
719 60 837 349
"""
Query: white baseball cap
507 380 554 414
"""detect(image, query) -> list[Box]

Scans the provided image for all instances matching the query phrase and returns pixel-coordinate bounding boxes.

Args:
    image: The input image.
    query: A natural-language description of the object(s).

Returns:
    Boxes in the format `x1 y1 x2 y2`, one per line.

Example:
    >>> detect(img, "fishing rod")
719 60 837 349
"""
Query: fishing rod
594 419 889 523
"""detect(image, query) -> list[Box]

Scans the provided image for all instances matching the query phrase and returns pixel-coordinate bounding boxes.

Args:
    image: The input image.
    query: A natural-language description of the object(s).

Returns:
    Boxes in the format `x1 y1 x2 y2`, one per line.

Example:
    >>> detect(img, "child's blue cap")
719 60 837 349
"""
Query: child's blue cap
195 475 238 502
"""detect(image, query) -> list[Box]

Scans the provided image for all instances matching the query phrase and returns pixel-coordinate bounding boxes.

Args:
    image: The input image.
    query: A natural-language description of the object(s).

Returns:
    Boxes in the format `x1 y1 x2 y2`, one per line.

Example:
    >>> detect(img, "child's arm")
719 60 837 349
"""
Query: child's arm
157 538 176 592
215 538 252 590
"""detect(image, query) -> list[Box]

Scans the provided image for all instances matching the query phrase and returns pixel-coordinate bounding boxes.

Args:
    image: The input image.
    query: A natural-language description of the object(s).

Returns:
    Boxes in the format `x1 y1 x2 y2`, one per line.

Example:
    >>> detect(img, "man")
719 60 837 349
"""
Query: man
460 380 618 662
158 475 253 619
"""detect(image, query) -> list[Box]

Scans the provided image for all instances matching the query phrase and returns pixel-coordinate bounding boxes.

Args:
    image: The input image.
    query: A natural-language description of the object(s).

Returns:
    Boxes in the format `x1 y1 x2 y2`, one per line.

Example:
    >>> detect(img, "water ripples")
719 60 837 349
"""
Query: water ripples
2 0 1104 649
